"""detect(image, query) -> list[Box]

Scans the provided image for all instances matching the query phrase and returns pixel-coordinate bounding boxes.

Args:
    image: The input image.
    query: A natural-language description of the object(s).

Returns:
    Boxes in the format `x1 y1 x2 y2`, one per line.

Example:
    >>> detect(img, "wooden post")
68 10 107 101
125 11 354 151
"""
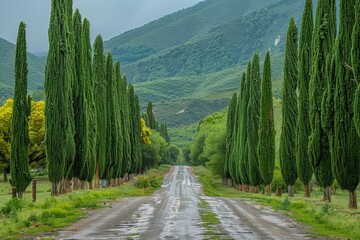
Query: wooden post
32 180 36 202
12 187 17 198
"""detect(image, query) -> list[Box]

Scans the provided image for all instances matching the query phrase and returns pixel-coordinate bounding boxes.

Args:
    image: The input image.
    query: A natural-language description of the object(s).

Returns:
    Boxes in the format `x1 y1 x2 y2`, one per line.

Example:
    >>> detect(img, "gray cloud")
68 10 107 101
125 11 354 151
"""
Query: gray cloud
0 0 202 53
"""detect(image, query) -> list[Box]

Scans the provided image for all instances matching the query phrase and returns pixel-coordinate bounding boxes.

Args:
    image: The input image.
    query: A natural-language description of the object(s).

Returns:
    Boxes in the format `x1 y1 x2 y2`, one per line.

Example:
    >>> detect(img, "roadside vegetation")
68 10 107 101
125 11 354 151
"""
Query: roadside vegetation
193 166 360 239
0 165 171 240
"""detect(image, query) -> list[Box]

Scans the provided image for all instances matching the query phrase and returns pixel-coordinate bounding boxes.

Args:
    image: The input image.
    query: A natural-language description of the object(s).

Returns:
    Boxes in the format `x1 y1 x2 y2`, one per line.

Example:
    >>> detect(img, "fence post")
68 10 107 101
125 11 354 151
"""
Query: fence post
32 179 36 202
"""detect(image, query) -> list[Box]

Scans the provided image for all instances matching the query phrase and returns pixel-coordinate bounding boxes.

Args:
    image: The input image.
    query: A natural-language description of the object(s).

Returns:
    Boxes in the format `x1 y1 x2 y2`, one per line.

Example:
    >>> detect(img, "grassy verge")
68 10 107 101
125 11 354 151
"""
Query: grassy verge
193 166 360 240
0 165 171 240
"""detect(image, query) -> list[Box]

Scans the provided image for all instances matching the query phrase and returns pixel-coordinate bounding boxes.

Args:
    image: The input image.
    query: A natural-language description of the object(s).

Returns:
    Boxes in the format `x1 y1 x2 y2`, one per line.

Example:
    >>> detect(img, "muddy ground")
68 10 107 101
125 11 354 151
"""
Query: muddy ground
56 166 323 240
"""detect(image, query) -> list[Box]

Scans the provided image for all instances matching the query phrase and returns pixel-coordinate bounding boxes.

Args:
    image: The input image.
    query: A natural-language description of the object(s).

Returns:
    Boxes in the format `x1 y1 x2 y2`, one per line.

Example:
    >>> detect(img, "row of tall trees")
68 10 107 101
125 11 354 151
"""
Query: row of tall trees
224 51 274 195
44 0 144 195
224 0 359 209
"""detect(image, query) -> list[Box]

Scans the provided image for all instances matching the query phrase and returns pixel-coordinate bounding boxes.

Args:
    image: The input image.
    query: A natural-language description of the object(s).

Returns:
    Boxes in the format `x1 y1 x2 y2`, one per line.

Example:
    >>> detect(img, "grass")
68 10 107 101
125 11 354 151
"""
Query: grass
198 198 231 240
0 165 171 240
193 166 360 240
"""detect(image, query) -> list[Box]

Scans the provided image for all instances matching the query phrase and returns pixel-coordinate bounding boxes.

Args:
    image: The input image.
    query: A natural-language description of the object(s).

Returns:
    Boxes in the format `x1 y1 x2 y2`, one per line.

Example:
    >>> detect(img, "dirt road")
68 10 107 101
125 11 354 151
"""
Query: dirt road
57 166 315 240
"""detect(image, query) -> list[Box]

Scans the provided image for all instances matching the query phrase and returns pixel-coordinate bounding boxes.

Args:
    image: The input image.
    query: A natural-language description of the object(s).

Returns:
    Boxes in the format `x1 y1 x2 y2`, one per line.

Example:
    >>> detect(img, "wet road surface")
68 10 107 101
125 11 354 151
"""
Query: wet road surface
58 166 315 240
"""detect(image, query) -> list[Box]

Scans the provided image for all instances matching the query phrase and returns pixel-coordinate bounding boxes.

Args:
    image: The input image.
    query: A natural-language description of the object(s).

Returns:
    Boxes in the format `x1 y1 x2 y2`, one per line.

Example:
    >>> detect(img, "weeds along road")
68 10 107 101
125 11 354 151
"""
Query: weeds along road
58 166 315 240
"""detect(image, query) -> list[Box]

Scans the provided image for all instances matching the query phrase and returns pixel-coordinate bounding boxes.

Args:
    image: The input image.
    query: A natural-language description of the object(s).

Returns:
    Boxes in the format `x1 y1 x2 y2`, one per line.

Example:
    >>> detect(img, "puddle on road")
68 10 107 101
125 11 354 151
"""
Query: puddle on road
202 197 263 240
106 203 155 239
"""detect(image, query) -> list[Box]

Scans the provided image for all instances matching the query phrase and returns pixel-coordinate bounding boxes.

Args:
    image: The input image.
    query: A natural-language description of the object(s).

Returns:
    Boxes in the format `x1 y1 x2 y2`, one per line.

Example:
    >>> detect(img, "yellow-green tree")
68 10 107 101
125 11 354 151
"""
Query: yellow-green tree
0 99 45 180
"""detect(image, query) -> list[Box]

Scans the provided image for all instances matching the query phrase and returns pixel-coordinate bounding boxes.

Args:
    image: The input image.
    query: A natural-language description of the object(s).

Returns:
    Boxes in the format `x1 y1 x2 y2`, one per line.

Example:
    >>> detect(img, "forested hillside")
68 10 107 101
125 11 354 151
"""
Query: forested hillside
0 0 324 127
0 38 45 103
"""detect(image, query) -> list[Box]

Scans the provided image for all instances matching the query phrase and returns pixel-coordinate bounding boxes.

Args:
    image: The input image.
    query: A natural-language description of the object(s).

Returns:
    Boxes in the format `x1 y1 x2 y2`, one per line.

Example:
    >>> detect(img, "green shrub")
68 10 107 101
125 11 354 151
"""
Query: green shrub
280 197 291 211
0 198 24 216
134 176 151 189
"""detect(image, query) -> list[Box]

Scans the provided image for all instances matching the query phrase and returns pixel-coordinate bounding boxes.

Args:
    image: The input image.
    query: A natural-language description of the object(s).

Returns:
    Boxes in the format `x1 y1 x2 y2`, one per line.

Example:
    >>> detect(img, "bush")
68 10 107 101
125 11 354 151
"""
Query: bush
280 197 291 211
0 198 24 217
134 176 151 189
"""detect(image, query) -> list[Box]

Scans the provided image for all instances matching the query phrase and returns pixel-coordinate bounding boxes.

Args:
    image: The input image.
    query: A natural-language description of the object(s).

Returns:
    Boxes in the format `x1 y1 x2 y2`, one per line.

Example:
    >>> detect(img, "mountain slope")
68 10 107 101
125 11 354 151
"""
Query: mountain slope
0 37 45 103
105 0 279 66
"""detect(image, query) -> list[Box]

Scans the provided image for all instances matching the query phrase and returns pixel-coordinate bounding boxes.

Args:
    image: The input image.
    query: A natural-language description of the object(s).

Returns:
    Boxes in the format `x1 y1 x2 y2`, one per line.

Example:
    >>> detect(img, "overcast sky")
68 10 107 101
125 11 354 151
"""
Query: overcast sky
0 0 202 54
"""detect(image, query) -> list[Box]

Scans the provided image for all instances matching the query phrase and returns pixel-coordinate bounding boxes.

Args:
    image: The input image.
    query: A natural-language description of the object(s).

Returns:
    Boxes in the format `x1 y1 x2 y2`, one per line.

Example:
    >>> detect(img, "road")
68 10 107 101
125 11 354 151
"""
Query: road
57 166 316 240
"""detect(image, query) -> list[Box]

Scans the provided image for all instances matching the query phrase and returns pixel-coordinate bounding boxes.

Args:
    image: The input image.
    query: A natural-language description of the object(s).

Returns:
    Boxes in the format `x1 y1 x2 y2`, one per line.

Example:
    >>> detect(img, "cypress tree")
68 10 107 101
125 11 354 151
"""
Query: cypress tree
238 64 251 191
120 76 131 179
279 18 298 197
233 74 246 187
147 101 156 129
297 0 313 198
247 52 262 192
45 0 72 195
134 95 143 172
225 93 237 184
102 53 114 183
353 1 360 136
257 51 275 196
93 35 106 187
309 0 336 201
82 19 97 188
113 61 123 183
72 10 89 188
334 0 359 209
230 93 241 186
10 22 32 198
62 0 76 194
128 84 138 174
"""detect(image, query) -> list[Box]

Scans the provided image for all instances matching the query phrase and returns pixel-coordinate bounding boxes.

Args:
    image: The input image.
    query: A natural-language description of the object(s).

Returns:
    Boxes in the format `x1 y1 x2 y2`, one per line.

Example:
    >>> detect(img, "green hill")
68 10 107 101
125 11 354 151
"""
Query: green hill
0 37 45 103
0 0 323 134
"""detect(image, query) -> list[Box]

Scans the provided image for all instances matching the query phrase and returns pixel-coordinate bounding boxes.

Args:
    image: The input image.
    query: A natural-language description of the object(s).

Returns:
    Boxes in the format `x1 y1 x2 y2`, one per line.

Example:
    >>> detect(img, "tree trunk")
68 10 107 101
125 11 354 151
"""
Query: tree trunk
80 180 86 189
276 187 282 197
3 168 8 182
227 179 233 187
18 191 23 198
101 179 107 188
59 178 67 194
51 182 59 196
66 179 72 193
323 186 331 202
254 186 259 193
95 165 100 188
304 183 311 197
266 184 271 196
349 190 357 209
288 185 294 197
73 177 79 190
89 181 93 189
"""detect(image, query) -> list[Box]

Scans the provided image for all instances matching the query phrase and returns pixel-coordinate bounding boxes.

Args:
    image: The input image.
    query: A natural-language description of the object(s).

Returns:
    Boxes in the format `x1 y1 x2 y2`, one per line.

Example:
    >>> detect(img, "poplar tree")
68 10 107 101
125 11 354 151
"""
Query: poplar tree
82 19 97 188
353 1 360 136
247 52 262 192
257 51 275 195
279 18 298 197
45 0 73 195
334 0 359 209
309 0 336 201
225 93 237 184
10 22 32 198
93 35 106 187
238 64 251 191
297 0 313 197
